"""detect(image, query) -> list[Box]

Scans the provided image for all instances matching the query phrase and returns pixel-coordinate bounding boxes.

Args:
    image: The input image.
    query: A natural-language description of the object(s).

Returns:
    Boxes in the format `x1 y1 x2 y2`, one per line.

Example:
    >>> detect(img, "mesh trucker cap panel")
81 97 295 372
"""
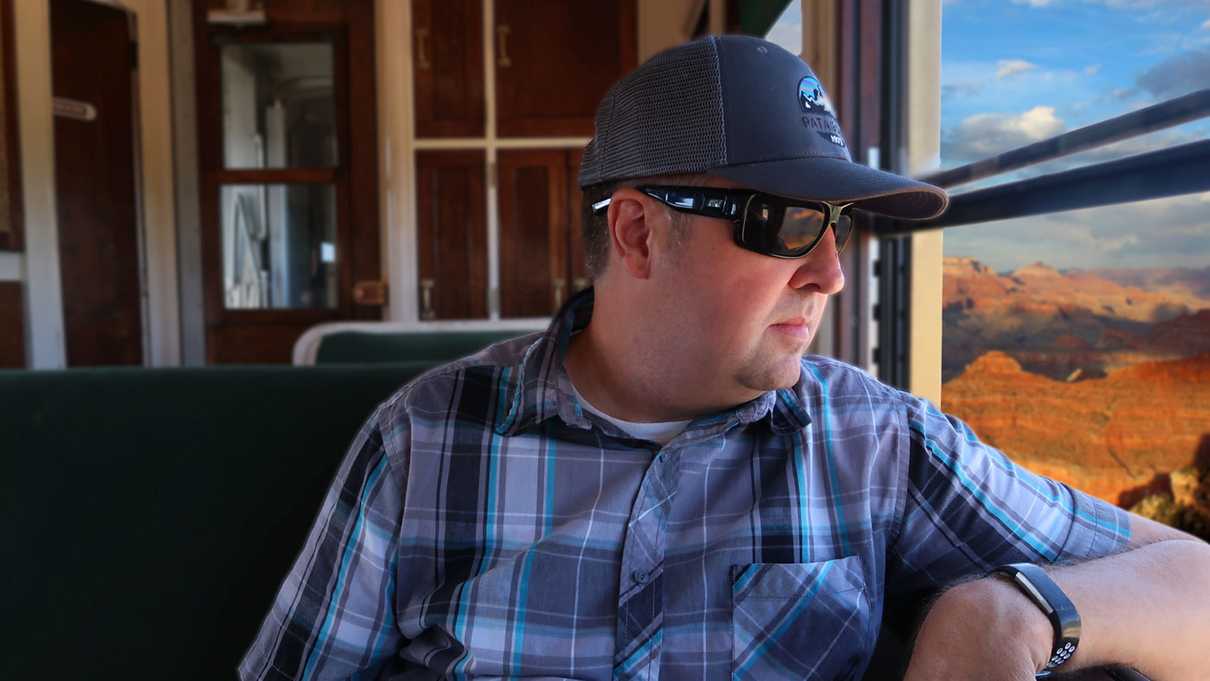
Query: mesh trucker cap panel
578 38 728 187
718 35 852 164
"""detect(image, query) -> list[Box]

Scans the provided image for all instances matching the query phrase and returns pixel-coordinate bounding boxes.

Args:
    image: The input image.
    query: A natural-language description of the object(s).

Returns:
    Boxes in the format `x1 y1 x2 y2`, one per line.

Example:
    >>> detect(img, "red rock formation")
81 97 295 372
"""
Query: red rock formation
941 352 1210 506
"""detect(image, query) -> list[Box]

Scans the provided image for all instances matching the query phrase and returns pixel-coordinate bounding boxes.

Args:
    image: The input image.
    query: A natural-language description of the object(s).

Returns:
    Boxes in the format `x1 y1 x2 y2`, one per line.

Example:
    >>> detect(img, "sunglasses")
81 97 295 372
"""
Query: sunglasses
591 185 854 259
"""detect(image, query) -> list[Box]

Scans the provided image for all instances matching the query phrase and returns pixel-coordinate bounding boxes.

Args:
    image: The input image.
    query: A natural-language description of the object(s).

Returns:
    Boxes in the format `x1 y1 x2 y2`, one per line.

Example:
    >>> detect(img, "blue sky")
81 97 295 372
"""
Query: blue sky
939 0 1210 272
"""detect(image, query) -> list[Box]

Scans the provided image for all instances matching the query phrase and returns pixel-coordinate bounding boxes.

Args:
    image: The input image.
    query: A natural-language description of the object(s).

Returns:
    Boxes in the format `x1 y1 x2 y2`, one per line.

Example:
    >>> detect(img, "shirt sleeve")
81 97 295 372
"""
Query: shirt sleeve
887 395 1132 598
239 403 408 681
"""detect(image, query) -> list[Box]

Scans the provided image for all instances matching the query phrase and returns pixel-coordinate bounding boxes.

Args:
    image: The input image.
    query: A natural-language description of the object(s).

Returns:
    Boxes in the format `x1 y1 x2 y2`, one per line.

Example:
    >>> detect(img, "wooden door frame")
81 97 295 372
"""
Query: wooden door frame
192 2 380 362
13 0 182 368
52 0 147 366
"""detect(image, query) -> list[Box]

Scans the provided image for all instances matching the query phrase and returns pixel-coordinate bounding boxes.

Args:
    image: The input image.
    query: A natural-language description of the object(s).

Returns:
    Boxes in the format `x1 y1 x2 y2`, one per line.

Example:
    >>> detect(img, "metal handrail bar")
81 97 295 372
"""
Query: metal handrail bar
877 138 1210 234
919 89 1210 189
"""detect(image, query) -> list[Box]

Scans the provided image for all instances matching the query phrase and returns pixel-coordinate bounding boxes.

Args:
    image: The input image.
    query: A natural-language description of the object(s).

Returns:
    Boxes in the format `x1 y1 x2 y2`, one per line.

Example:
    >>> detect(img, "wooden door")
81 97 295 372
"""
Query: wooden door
498 149 570 317
413 0 484 138
51 0 142 366
195 2 380 363
566 147 590 296
494 0 637 137
0 0 20 254
416 150 488 319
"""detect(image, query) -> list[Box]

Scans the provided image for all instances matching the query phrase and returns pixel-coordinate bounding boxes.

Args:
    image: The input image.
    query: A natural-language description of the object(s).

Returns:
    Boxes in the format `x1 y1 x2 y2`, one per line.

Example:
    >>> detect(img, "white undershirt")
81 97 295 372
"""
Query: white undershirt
569 381 691 446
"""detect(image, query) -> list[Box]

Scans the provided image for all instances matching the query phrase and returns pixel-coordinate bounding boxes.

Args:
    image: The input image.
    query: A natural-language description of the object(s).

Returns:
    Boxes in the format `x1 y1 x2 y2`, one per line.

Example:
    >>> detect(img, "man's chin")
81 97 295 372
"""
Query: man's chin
737 353 804 393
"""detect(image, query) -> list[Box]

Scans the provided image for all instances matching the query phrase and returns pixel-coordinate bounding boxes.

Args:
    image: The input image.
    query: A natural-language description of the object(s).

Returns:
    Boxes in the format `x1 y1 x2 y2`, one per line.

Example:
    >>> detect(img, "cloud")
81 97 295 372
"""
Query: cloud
1202 18 1210 30
942 106 1066 162
942 82 985 100
1136 49 1210 99
996 59 1038 79
1011 0 1054 6
943 192 1210 272
1084 64 1102 76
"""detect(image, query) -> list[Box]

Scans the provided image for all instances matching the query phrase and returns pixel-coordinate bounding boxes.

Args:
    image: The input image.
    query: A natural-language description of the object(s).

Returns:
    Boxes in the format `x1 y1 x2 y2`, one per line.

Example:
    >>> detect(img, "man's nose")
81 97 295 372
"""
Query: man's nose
787 229 846 294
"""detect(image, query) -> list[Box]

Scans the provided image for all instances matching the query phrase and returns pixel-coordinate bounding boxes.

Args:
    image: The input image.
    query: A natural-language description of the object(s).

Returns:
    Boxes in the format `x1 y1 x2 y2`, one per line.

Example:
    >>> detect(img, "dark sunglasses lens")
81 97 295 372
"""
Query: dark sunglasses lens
743 198 785 253
777 206 829 254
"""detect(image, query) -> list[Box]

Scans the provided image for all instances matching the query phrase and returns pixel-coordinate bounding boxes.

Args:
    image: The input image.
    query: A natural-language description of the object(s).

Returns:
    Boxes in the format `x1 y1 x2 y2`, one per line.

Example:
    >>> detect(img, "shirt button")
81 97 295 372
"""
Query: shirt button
632 569 650 585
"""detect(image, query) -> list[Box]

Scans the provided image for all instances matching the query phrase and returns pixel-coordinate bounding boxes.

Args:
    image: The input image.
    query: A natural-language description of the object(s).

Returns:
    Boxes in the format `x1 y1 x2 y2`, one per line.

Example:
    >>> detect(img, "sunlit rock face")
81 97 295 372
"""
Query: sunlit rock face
941 350 1210 539
940 259 1210 537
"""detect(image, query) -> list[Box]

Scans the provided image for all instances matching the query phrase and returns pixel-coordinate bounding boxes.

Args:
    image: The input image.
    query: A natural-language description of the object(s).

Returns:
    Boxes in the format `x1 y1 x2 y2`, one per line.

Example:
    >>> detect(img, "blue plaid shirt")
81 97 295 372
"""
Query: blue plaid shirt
240 290 1131 681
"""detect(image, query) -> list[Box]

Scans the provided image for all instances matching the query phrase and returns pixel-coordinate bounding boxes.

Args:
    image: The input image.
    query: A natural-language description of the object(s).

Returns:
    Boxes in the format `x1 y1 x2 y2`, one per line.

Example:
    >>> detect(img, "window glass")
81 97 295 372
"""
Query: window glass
764 1 801 56
221 42 337 169
221 184 338 309
940 1 1210 538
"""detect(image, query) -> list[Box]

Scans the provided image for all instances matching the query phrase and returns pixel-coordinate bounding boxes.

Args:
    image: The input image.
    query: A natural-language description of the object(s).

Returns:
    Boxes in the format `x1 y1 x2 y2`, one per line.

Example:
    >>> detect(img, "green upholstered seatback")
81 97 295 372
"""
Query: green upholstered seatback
0 364 433 679
314 329 534 364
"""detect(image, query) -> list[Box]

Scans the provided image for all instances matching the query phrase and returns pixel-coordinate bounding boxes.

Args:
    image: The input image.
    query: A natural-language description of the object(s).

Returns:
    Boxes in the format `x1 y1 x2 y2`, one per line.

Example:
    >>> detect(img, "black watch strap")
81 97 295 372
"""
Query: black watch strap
992 562 1081 678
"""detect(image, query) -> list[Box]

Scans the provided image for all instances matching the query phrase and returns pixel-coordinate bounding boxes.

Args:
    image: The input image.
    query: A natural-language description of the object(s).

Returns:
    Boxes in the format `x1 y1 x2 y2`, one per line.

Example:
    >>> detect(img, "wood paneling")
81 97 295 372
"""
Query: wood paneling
0 0 21 252
416 150 487 319
345 0 381 320
207 321 305 364
498 149 567 317
52 0 142 366
494 0 636 137
0 282 23 367
413 0 484 138
566 148 589 294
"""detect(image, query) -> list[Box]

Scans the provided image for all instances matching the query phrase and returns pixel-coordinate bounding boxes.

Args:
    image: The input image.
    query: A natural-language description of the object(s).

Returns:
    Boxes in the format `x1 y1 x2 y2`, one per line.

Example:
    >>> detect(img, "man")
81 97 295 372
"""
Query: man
240 36 1210 681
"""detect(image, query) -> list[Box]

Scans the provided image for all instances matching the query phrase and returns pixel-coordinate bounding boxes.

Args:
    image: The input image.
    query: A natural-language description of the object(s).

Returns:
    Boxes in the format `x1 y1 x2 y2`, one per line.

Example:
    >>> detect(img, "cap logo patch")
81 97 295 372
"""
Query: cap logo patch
798 76 835 117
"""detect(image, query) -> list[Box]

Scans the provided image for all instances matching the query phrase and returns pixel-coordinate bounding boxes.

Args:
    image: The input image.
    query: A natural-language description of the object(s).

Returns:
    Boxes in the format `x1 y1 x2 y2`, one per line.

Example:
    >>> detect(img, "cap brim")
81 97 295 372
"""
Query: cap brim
709 157 949 220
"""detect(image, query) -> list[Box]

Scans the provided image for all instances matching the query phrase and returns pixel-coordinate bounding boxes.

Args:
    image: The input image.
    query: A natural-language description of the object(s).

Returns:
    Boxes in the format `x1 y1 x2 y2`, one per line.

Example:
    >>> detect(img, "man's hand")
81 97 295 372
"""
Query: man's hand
902 576 1053 681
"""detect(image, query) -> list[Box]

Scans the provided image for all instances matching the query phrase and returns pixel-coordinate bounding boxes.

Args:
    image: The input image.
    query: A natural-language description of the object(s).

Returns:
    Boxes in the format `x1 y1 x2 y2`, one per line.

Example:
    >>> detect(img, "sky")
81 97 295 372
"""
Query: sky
766 0 1210 273
938 0 1210 272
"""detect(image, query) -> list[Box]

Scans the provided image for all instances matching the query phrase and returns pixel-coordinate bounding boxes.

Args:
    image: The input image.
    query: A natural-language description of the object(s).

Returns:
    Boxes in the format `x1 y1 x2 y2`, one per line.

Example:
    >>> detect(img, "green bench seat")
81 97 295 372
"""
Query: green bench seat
1 364 433 679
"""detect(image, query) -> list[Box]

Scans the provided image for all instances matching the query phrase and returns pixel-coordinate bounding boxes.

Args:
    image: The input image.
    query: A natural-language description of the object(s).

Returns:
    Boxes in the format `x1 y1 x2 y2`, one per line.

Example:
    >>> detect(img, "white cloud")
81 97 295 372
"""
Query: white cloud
996 59 1038 79
1011 0 1054 6
1084 64 1102 76
944 192 1210 272
1015 106 1065 137
1202 18 1210 30
943 106 1065 162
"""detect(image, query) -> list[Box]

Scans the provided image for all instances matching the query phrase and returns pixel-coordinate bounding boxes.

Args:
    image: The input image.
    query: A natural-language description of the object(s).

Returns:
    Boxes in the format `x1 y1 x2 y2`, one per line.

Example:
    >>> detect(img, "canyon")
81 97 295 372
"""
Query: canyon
941 258 1210 534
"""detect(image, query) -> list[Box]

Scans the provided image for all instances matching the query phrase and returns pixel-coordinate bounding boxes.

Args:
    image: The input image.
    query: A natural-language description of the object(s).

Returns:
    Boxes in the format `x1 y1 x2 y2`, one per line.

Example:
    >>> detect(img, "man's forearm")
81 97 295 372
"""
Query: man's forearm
903 538 1210 681
1050 538 1210 680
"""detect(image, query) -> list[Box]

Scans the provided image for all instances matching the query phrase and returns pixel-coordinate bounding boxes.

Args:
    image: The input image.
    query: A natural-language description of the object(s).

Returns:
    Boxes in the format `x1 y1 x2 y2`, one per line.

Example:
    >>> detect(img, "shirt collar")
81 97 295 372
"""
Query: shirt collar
493 287 812 437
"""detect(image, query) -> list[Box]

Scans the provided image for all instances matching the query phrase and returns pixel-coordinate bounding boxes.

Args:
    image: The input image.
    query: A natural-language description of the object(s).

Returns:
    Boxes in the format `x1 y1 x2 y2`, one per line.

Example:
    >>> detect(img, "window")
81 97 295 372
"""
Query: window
219 41 338 310
194 2 380 364
939 1 1210 537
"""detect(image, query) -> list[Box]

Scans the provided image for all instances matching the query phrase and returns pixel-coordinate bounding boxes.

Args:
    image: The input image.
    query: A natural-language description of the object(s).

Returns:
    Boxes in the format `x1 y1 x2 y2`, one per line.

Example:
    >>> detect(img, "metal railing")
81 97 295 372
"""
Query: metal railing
876 88 1210 234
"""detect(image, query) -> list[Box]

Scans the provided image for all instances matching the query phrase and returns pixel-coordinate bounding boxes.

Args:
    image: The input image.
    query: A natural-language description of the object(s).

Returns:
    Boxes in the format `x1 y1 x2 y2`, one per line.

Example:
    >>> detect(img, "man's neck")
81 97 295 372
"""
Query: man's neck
562 298 760 423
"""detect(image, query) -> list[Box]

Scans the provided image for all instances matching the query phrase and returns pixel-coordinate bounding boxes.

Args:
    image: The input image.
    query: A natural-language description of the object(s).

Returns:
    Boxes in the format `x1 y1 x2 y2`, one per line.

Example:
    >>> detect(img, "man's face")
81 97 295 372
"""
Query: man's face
647 176 847 397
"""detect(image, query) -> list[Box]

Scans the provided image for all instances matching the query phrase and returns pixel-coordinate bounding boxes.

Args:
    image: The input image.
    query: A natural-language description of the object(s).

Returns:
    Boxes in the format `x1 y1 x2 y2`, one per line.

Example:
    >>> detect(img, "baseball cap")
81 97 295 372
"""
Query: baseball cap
578 34 948 220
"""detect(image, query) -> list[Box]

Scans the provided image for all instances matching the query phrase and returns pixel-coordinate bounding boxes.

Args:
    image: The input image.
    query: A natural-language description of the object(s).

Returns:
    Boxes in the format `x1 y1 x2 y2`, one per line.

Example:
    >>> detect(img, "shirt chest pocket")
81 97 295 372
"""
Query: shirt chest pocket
731 555 872 681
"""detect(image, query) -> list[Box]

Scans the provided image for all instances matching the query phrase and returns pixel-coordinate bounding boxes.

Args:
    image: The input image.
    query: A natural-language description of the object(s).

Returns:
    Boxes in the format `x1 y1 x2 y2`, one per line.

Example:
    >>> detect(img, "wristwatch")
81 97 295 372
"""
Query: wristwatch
991 562 1081 678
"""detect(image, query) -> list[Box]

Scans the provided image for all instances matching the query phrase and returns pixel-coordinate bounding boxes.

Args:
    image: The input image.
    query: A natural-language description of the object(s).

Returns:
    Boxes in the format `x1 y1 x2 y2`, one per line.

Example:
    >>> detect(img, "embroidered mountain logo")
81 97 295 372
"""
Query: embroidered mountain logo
797 75 835 116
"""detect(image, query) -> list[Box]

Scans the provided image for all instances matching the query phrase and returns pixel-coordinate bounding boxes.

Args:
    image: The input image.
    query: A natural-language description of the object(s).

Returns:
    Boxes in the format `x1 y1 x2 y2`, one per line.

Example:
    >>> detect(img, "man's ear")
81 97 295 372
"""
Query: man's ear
607 188 654 280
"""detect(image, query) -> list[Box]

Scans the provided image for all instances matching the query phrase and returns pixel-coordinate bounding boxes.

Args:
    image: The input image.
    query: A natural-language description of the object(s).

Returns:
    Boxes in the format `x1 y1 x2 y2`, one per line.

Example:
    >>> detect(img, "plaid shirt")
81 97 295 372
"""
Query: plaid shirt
240 290 1131 681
